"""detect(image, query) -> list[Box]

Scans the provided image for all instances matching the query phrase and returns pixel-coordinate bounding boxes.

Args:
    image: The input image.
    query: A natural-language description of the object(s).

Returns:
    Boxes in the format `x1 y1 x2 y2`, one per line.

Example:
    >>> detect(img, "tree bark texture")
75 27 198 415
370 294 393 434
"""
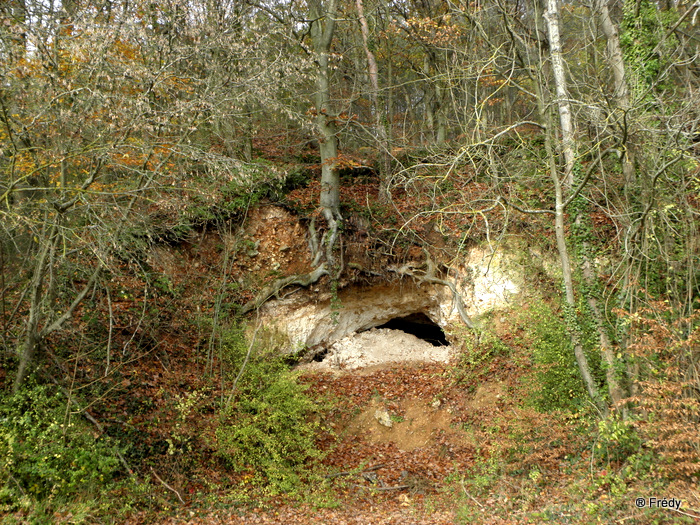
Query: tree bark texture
309 0 342 266
543 0 576 189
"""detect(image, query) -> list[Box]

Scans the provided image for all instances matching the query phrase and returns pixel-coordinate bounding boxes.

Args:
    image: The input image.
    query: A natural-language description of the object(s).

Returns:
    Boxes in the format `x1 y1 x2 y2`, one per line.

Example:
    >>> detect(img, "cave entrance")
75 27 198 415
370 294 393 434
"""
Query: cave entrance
375 312 449 347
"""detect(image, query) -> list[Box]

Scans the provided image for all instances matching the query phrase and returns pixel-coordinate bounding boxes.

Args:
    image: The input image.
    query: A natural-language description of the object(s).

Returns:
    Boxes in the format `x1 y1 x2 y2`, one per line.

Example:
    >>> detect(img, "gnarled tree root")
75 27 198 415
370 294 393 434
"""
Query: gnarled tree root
239 264 328 315
389 251 475 330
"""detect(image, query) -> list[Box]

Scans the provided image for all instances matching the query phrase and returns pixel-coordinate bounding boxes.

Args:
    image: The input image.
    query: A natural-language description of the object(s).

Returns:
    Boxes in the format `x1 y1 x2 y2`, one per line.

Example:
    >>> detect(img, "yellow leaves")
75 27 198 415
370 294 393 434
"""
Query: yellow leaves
479 67 507 88
10 151 38 177
164 75 196 95
324 153 366 170
114 38 139 61
392 15 464 47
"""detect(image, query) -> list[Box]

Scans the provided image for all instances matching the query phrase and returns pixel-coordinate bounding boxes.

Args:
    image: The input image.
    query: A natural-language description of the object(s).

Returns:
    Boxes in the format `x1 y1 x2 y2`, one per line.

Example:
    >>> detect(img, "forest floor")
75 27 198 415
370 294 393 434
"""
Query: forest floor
126 358 506 524
117 345 699 525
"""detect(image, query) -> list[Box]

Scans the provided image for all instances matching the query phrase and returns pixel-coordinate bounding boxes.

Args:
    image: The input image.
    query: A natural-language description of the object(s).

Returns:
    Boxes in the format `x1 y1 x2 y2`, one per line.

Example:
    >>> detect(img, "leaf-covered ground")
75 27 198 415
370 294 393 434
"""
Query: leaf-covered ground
117 352 699 524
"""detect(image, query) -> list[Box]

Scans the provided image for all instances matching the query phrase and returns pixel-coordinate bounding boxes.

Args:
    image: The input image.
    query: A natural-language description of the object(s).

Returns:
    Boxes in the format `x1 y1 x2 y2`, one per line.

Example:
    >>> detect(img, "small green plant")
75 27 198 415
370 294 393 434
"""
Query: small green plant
390 412 405 424
151 273 176 296
528 465 543 484
594 416 641 464
216 371 324 494
166 390 207 458
466 449 503 493
455 328 510 386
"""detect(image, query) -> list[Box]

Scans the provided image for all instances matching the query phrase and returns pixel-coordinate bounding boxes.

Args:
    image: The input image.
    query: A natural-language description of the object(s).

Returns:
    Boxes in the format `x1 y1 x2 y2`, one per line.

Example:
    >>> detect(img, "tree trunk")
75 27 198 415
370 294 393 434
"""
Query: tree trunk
542 0 613 414
549 150 607 414
530 73 606 411
309 0 342 266
14 222 56 391
594 0 638 410
543 0 576 189
581 258 627 409
594 0 636 185
356 0 391 201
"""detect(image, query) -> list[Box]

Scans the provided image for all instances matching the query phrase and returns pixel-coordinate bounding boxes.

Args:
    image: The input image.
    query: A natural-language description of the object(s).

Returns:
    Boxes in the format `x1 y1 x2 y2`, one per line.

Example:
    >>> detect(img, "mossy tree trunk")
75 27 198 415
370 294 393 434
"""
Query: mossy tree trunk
309 0 342 268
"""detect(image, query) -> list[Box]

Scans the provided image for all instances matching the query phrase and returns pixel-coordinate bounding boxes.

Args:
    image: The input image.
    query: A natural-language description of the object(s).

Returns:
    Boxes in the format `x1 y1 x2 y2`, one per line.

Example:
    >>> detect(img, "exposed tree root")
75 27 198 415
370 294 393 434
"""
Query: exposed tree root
239 264 329 315
389 250 475 329
296 343 328 365
322 207 343 272
239 207 344 317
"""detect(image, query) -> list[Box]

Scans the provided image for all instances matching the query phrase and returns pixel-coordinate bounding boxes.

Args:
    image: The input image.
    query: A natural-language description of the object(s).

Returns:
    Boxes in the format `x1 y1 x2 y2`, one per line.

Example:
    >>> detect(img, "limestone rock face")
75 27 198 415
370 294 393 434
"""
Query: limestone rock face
145 203 531 364
259 244 523 352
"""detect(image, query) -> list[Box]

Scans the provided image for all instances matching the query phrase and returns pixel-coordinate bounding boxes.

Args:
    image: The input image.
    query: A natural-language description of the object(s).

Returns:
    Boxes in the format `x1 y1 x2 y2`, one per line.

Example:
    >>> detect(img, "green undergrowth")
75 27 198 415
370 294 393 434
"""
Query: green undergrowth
520 301 591 412
0 322 334 521
0 382 124 521
213 326 330 498
451 301 695 525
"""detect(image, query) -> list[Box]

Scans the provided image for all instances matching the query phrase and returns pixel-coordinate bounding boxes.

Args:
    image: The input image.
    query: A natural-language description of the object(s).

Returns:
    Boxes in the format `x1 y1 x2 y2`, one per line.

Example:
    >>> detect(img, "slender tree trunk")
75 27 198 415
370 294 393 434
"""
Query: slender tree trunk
386 56 394 176
355 0 391 201
594 0 638 409
551 163 608 413
594 0 636 185
530 72 606 412
543 0 576 189
14 224 55 391
548 148 607 413
436 82 447 145
544 0 617 413
14 218 102 391
581 258 627 409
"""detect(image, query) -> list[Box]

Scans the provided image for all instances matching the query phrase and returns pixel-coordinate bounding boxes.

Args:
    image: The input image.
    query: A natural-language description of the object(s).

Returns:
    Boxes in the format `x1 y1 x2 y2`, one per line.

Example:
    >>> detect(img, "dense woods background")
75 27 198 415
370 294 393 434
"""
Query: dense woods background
0 0 699 522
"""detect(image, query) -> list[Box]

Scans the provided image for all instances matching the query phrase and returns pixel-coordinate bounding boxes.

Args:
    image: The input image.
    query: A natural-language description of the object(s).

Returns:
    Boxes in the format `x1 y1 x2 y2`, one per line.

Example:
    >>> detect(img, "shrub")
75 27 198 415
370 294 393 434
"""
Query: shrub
455 328 511 387
0 383 121 512
623 304 700 480
214 327 326 495
522 302 589 411
595 416 641 464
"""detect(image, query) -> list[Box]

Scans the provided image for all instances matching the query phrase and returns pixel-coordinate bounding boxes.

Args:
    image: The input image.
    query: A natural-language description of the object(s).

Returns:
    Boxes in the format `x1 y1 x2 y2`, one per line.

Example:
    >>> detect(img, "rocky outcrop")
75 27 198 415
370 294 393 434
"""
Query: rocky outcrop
259 244 523 351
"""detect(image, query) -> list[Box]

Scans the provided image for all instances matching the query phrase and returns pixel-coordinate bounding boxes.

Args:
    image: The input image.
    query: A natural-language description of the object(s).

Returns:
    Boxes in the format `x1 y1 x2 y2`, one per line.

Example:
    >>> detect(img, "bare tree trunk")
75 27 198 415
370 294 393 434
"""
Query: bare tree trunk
581 258 627 409
309 0 342 267
543 0 576 189
593 0 638 409
436 82 447 145
423 55 435 145
14 226 102 391
528 72 605 412
14 224 55 391
548 145 607 414
594 0 636 185
356 0 391 201
542 0 614 414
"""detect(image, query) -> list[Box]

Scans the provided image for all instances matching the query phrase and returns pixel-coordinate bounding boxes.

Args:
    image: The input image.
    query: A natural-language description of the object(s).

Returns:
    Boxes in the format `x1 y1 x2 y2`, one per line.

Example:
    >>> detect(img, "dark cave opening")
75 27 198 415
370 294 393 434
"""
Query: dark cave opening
311 347 329 362
376 312 449 346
